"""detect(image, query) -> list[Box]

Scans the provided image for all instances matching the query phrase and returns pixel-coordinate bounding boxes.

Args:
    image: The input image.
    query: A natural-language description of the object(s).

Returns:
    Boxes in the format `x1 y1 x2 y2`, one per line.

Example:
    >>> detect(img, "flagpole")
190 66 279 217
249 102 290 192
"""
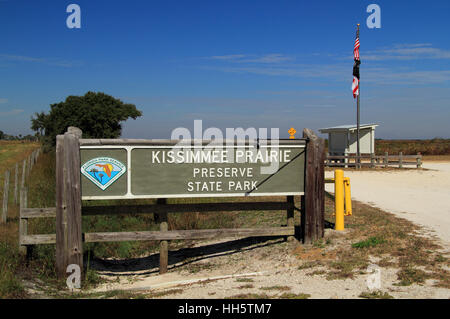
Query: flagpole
356 23 361 169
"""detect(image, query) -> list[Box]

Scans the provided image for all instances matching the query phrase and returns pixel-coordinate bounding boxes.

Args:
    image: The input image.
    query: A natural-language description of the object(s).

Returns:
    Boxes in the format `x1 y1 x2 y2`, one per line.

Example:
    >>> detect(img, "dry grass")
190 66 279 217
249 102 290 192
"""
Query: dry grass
375 138 450 156
259 285 291 291
227 292 310 299
359 290 394 299
422 155 450 162
293 195 450 288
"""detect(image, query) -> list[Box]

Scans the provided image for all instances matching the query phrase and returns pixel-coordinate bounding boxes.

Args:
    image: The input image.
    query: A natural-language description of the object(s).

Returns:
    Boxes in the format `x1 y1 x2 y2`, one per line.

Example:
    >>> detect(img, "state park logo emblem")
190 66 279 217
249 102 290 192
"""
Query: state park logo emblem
80 157 126 190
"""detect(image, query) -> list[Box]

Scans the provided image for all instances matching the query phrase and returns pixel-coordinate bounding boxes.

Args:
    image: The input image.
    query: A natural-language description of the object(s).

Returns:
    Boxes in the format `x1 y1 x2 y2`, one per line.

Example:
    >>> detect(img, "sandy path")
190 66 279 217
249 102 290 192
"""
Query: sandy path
325 162 450 249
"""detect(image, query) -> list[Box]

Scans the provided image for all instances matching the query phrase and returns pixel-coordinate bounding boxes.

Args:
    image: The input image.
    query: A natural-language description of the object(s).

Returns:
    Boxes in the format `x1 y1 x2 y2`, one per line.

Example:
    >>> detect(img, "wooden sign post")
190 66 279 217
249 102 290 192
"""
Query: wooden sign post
52 127 324 279
56 127 83 277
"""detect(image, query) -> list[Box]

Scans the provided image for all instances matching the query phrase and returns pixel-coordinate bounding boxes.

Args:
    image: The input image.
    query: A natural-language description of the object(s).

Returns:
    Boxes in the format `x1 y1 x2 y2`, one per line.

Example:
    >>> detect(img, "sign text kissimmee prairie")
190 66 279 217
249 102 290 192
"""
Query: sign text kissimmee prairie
80 140 306 199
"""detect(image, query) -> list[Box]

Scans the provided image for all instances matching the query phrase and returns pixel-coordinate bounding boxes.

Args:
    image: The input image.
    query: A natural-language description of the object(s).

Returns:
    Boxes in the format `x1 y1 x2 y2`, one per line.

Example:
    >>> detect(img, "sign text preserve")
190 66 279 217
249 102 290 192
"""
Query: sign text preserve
80 140 306 200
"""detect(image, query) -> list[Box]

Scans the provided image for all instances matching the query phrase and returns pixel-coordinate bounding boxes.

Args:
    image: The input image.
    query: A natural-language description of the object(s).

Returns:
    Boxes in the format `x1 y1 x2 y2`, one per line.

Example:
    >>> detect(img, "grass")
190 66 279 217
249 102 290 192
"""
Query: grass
237 284 254 289
359 290 394 299
352 237 386 249
0 242 27 298
227 292 310 299
395 267 430 286
235 277 254 282
304 196 450 287
259 285 291 291
0 141 41 298
279 292 310 299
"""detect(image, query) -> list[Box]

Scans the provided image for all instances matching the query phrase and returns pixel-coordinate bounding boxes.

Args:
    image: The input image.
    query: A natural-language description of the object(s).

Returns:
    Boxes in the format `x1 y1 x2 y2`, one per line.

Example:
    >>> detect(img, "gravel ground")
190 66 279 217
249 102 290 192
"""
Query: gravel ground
325 162 450 250
86 161 450 299
90 233 449 299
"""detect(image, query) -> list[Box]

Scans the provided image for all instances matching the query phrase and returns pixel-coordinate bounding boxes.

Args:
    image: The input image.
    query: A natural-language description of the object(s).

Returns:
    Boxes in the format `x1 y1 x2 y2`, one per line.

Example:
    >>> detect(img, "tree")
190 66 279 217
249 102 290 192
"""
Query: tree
0 130 4 139
31 92 142 149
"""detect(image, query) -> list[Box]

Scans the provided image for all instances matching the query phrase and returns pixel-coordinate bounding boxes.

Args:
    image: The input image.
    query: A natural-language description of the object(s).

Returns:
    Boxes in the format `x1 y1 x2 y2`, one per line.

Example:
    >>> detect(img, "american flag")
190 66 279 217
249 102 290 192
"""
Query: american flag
352 30 360 98
354 37 360 61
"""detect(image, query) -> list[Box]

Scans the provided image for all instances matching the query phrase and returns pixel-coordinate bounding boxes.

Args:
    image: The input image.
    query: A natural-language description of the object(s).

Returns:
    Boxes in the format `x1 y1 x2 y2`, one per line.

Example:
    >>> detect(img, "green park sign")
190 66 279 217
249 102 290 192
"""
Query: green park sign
80 140 306 200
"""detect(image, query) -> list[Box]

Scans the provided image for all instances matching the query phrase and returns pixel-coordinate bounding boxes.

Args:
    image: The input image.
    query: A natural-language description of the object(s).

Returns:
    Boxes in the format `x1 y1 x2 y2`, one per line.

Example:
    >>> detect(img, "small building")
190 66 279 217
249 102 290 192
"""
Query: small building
318 124 378 156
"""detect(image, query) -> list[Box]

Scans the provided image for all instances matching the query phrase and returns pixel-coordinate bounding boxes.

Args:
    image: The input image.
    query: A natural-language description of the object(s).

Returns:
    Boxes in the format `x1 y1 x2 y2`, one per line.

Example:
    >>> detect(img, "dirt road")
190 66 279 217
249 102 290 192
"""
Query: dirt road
325 162 450 249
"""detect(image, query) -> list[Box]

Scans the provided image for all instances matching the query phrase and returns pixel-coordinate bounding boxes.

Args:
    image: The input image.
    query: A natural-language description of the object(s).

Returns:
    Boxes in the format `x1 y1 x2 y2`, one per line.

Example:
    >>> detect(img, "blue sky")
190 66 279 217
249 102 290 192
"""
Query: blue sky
1 0 450 139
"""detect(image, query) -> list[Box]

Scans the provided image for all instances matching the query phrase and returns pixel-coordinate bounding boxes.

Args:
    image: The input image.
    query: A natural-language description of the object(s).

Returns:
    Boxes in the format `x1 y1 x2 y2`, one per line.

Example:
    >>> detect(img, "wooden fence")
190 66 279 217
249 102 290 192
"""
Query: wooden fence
325 152 422 169
18 127 325 279
1 147 41 224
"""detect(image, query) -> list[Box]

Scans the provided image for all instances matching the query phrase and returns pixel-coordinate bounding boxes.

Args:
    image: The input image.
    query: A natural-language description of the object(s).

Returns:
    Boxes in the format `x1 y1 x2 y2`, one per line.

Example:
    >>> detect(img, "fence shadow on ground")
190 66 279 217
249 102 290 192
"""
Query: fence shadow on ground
87 235 286 276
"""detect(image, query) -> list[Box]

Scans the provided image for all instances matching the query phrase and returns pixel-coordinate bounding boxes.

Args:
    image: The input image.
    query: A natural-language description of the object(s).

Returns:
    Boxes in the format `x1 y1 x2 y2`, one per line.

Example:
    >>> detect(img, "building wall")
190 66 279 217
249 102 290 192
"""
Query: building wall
328 132 348 154
348 128 373 154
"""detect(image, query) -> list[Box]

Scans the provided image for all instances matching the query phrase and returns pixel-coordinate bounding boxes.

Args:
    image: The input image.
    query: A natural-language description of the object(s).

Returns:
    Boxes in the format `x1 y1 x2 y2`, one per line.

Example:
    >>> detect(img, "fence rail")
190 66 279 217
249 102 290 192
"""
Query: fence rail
18 189 297 255
325 152 422 169
1 147 41 224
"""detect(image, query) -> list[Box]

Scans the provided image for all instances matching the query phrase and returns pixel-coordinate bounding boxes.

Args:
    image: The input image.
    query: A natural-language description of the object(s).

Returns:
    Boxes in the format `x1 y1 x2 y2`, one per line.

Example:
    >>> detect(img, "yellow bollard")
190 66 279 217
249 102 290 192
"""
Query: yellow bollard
334 169 345 230
344 177 352 216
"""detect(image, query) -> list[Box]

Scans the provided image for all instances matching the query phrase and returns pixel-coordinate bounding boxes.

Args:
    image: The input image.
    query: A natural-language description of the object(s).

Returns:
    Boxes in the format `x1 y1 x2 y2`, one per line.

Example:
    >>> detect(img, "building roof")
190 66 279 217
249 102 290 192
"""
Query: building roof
318 124 378 133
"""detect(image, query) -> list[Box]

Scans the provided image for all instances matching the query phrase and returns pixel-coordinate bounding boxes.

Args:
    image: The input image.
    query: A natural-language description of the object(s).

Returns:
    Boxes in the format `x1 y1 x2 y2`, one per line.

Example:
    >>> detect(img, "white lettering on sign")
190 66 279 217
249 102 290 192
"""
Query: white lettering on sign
150 149 291 164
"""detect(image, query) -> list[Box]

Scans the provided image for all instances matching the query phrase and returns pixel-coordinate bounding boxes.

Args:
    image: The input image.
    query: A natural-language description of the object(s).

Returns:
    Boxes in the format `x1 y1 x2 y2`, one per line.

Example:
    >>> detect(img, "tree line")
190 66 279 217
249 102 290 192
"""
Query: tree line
0 131 38 141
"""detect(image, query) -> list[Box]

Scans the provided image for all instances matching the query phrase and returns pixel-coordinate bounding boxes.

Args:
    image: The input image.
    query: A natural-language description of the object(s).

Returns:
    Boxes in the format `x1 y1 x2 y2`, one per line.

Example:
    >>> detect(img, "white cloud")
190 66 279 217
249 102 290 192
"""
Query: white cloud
364 68 450 85
362 43 450 61
0 109 24 116
201 48 450 86
0 54 82 67
207 54 293 64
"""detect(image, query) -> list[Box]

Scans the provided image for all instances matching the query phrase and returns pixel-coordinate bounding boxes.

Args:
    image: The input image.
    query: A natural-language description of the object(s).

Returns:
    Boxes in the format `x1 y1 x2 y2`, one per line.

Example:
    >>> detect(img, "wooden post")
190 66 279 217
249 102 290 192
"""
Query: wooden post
21 159 26 189
56 127 83 278
14 163 19 204
19 188 28 255
2 170 10 223
157 198 169 274
65 130 83 273
55 135 67 277
384 152 389 168
370 153 375 168
302 129 325 244
159 218 169 274
399 152 403 168
27 155 31 178
417 153 422 168
286 195 294 241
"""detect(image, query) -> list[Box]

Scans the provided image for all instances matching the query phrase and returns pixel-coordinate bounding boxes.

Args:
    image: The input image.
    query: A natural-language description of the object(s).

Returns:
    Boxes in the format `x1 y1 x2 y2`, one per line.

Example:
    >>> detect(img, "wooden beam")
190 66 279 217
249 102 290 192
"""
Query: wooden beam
302 128 325 244
22 207 57 218
2 170 10 223
85 227 295 243
64 129 83 275
157 198 168 274
55 134 67 277
21 234 56 245
19 201 296 219
286 196 294 241
14 163 18 205
79 138 307 147
21 159 26 189
19 188 28 254
21 227 295 245
82 201 293 216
